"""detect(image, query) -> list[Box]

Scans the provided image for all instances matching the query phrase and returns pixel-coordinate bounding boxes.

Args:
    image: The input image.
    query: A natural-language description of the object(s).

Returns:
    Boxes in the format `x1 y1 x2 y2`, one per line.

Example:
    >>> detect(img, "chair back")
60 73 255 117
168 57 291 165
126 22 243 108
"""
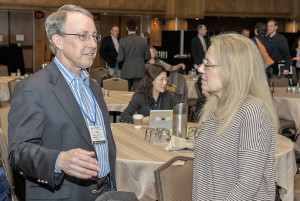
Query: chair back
0 105 18 201
0 65 8 76
95 191 138 201
270 76 289 87
103 78 129 91
167 73 188 104
154 156 194 201
292 66 297 84
8 79 21 98
90 68 111 87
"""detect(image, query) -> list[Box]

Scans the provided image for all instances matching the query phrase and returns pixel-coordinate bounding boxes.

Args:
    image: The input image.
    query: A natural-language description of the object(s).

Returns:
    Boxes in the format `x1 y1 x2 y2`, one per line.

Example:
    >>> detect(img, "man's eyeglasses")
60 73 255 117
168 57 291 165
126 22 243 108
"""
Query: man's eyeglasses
202 59 221 68
62 32 101 42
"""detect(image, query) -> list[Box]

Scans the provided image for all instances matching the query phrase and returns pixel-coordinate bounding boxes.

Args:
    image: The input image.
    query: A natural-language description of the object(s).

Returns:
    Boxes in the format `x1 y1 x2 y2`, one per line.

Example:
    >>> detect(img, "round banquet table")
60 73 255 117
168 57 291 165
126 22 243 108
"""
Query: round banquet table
112 123 297 201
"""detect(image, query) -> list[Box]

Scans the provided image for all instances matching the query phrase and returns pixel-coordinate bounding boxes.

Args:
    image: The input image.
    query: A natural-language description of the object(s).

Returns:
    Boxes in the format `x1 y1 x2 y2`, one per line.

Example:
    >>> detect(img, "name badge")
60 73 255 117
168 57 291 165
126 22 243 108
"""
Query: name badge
89 126 106 144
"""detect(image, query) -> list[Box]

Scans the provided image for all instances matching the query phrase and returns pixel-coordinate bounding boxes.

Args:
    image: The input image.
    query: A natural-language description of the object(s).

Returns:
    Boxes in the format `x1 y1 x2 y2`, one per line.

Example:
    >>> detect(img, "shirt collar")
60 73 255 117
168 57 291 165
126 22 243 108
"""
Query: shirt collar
198 35 204 40
54 57 89 85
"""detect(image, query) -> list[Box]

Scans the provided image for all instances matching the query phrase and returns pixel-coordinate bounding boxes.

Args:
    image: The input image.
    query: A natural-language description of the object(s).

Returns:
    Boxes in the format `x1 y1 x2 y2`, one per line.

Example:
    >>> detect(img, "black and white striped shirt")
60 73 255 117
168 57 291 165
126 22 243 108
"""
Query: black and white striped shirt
193 99 275 200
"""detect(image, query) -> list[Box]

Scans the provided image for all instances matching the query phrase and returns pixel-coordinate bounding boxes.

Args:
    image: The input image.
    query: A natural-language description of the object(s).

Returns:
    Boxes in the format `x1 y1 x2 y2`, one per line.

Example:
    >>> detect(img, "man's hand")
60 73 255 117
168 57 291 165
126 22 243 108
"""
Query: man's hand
58 148 100 179
283 69 289 76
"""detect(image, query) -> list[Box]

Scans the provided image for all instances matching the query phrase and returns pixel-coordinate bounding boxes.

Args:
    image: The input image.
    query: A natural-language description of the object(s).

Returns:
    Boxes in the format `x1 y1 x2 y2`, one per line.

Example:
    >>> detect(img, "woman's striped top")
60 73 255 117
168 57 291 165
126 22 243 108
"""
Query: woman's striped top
192 99 275 200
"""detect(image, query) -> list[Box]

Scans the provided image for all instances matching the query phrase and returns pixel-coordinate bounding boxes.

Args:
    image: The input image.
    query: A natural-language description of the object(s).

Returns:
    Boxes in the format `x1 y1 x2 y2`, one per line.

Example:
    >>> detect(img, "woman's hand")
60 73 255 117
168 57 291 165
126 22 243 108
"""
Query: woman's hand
180 63 186 70
293 57 300 61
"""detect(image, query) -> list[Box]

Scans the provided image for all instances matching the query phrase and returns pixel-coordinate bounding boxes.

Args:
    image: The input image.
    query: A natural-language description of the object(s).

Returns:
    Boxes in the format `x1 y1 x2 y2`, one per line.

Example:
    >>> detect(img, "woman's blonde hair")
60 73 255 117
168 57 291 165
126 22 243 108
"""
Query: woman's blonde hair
150 47 157 57
199 33 278 135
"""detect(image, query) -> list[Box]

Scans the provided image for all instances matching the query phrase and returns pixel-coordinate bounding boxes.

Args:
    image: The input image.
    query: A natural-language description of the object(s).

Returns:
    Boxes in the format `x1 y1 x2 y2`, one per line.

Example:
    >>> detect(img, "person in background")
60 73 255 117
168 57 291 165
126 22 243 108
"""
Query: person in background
146 47 185 72
117 19 150 91
141 31 150 45
193 33 278 200
99 25 121 78
120 65 176 124
253 22 274 78
291 36 300 84
267 19 292 76
241 29 250 38
8 5 116 201
191 24 209 72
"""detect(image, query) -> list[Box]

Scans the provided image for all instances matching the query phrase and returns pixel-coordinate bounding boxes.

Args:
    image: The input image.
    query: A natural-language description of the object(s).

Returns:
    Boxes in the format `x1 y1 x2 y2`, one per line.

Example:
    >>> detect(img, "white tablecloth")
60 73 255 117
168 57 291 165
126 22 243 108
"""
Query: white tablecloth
112 123 296 201
273 87 300 129
103 90 133 112
0 76 16 101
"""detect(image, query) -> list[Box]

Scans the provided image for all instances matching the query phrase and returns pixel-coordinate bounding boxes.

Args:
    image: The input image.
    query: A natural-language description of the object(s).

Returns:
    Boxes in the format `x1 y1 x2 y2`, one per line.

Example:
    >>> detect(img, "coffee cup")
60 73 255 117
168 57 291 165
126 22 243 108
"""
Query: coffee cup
133 114 143 129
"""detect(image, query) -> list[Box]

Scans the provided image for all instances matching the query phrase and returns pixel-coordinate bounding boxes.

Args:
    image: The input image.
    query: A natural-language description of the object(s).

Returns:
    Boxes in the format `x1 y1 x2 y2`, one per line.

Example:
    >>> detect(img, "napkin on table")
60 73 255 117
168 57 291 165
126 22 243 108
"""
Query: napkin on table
165 136 194 151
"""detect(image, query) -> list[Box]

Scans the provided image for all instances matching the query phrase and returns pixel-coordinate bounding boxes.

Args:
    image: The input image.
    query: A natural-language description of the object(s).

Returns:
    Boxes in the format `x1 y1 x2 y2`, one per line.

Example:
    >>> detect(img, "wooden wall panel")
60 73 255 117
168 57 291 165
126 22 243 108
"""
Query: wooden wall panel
23 49 33 70
0 0 166 15
166 0 204 19
9 11 33 46
0 11 9 46
34 17 46 71
205 0 292 18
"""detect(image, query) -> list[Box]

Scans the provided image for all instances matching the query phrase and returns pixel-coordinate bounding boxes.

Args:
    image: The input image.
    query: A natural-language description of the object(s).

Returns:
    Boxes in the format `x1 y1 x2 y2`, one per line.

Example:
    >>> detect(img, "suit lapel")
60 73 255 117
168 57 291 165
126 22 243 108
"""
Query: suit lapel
47 62 94 150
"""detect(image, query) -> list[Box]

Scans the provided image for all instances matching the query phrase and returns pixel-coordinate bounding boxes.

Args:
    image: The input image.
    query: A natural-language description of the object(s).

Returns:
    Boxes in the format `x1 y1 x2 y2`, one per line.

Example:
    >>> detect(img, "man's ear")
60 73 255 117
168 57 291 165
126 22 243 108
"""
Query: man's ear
52 34 63 51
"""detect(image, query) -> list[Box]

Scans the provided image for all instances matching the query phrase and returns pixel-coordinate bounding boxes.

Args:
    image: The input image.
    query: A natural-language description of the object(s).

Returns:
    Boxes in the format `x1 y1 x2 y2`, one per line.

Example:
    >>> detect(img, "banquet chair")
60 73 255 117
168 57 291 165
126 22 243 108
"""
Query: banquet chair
154 156 194 201
103 78 128 91
90 68 110 86
0 65 9 76
95 191 138 201
292 66 297 84
270 76 289 87
167 72 188 104
0 105 18 201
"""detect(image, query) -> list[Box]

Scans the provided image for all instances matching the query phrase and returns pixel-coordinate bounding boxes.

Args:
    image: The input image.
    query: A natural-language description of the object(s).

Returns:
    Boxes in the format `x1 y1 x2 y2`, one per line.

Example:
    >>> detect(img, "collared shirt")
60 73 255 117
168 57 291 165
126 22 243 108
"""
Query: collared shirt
54 57 110 178
198 35 207 52
111 34 119 53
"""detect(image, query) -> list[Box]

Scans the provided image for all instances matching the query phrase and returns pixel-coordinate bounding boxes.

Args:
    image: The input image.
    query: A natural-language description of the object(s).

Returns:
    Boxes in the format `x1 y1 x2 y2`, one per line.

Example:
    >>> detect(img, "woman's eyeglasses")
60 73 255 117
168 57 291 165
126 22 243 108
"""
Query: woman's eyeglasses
62 32 101 42
202 59 221 68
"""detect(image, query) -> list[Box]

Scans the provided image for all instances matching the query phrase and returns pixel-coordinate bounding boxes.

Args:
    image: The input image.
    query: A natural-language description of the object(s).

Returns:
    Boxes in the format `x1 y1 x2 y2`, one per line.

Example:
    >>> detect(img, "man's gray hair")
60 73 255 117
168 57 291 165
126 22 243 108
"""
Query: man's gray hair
45 5 93 55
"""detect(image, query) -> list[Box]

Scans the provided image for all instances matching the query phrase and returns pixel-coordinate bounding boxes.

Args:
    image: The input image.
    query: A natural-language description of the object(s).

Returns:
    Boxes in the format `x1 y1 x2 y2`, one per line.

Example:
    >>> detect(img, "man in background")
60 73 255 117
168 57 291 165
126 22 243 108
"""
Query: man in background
117 19 150 91
267 19 292 76
8 5 116 200
191 24 209 71
241 29 250 38
99 25 121 78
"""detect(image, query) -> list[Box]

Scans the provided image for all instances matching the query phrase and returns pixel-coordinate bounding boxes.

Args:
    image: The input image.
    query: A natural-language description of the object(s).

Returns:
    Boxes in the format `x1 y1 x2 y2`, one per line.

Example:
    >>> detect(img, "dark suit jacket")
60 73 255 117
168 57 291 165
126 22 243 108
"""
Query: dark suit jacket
117 33 150 79
8 61 116 201
191 35 209 66
99 35 118 68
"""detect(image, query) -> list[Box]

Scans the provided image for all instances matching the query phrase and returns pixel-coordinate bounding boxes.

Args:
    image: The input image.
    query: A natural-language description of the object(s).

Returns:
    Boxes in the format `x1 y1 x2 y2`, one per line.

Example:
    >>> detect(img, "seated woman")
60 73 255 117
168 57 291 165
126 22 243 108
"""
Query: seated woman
146 47 185 72
193 33 278 200
120 65 176 124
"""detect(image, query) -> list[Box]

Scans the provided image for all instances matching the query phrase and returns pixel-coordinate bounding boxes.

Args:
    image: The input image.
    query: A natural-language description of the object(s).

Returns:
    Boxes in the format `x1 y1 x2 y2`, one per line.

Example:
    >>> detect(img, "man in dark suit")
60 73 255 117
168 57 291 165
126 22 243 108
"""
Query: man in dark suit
99 25 121 77
191 24 209 71
117 19 150 91
8 5 116 201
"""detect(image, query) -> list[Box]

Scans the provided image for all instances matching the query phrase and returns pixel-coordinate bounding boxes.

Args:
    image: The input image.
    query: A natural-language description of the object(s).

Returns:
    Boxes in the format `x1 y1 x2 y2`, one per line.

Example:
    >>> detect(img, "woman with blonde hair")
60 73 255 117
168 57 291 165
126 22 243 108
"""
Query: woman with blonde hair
193 33 278 200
